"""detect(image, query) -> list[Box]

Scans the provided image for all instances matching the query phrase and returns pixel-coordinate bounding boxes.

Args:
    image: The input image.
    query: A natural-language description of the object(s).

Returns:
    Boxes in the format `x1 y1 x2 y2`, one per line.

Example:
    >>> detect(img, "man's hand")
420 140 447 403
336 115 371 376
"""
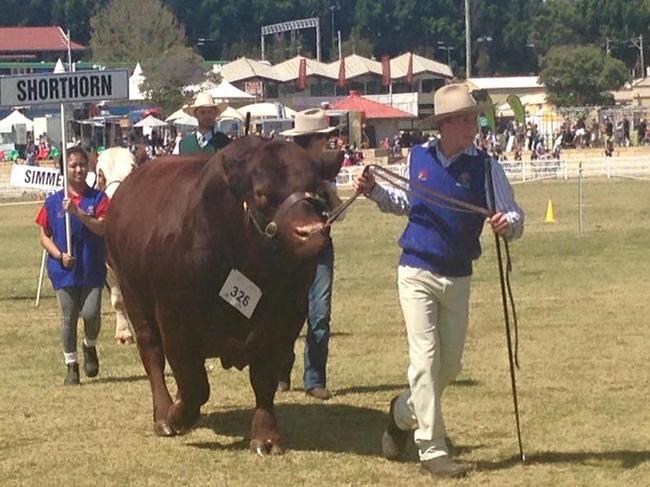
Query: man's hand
352 168 376 195
488 212 511 237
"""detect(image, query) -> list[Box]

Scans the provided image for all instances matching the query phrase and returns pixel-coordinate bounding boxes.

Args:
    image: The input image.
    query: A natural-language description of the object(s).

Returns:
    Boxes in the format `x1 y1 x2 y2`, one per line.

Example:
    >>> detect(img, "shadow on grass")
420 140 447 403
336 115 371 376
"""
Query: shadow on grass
192 403 387 456
450 378 480 387
475 450 650 471
89 374 151 384
334 383 406 396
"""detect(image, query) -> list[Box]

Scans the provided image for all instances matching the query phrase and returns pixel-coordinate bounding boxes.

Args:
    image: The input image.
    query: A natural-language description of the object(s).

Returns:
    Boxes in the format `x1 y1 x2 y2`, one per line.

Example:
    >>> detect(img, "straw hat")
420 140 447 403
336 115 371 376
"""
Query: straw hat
432 83 483 127
183 92 228 117
281 109 337 136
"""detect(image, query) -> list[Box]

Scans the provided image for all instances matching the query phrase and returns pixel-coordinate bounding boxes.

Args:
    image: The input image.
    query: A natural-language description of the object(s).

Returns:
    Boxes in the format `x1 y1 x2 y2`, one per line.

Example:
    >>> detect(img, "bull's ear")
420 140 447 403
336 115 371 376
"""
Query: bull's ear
315 150 345 181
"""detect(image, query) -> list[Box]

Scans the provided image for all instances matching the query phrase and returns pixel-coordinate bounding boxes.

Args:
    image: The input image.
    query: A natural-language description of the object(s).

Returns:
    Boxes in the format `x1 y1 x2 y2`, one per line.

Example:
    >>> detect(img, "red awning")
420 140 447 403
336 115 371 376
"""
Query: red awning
332 91 414 119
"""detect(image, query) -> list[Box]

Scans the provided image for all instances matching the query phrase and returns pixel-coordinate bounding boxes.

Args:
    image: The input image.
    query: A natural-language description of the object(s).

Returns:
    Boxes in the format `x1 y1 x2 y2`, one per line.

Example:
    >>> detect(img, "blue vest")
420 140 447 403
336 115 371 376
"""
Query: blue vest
398 144 488 277
44 189 107 289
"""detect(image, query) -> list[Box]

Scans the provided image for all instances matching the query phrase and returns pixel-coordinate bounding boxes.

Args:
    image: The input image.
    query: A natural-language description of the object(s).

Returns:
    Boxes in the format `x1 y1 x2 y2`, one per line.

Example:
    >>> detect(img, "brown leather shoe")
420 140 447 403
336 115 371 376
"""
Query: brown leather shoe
381 395 410 460
305 387 331 400
277 381 290 392
420 455 470 478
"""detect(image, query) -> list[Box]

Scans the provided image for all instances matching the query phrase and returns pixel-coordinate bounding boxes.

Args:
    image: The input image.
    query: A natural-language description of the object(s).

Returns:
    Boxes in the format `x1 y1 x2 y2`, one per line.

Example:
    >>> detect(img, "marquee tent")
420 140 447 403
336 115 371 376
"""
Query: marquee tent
0 110 34 133
129 63 146 101
134 115 167 128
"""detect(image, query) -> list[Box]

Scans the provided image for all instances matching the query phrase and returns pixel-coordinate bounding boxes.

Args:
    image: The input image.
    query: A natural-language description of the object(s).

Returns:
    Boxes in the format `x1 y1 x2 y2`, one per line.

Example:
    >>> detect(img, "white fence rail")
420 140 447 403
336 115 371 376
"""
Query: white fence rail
335 156 650 188
2 156 650 199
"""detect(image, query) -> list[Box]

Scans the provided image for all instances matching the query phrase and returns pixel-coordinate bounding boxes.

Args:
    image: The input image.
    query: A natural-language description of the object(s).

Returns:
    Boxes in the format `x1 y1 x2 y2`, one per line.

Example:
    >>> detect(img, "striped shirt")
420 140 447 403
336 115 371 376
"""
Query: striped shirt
368 140 524 240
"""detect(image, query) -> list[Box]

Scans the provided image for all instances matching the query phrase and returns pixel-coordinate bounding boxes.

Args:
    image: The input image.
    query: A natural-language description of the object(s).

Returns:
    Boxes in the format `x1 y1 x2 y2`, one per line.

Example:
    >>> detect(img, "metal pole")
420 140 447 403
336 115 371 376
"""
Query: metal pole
60 103 71 254
66 30 73 72
316 21 321 62
639 34 645 78
330 6 335 57
465 0 471 78
35 249 47 307
578 162 584 237
261 32 265 61
338 30 342 60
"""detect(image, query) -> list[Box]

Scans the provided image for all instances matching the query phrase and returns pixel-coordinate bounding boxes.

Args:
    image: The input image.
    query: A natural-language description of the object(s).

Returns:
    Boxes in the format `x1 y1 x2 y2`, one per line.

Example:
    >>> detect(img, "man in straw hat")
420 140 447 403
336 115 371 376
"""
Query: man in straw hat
177 92 230 155
277 109 340 401
354 83 525 478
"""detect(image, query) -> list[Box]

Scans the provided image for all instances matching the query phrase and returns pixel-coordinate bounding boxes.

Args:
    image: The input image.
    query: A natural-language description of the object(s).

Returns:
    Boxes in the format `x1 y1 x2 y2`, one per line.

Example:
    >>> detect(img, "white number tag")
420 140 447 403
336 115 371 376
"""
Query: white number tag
218 269 262 319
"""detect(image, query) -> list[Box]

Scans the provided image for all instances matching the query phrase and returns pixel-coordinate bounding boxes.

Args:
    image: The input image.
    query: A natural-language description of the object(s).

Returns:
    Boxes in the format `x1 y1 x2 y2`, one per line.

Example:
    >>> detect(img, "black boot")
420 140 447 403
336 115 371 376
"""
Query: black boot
64 363 80 385
83 344 99 378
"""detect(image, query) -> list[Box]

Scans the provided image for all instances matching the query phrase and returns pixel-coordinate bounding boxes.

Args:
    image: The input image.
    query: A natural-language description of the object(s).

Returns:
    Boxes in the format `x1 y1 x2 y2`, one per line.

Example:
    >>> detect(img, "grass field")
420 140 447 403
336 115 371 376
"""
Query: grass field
1 178 649 486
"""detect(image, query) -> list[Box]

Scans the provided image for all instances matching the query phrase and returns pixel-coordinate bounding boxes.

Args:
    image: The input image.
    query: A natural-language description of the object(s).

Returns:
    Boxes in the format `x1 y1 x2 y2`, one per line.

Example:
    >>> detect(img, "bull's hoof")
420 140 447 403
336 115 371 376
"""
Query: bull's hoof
115 336 135 345
154 421 176 437
250 439 284 456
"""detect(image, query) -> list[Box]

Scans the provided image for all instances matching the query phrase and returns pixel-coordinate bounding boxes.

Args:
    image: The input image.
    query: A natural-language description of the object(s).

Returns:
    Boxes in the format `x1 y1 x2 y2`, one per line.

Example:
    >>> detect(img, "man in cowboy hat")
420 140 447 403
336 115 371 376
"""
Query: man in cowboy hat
277 109 340 401
354 83 525 478
177 92 230 155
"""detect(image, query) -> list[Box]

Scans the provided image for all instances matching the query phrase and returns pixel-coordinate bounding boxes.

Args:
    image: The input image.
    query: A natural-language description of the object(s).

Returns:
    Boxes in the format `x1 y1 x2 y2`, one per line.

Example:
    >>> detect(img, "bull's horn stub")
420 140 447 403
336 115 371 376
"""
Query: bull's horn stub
218 269 262 319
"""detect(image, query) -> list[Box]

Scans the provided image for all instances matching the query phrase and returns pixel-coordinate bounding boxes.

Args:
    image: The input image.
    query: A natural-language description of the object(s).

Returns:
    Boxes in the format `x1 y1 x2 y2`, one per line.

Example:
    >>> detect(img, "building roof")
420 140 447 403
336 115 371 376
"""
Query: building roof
332 91 415 119
220 57 280 82
467 76 543 90
329 54 383 80
391 52 453 80
0 26 85 52
219 52 453 84
272 56 333 82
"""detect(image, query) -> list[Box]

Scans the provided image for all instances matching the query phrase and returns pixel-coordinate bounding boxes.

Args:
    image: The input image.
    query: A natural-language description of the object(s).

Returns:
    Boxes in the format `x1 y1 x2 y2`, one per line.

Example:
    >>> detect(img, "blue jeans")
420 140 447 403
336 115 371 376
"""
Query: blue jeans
279 242 333 390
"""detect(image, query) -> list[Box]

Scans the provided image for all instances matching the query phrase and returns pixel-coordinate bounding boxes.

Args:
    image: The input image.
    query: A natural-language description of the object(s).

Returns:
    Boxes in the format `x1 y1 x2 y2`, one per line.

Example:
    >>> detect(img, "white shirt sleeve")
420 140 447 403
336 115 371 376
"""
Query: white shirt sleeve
487 159 525 240
367 162 411 216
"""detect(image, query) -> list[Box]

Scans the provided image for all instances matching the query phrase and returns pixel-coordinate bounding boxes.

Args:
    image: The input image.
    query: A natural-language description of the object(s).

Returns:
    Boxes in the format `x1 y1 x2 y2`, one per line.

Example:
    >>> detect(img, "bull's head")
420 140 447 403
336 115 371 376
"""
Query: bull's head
220 136 344 258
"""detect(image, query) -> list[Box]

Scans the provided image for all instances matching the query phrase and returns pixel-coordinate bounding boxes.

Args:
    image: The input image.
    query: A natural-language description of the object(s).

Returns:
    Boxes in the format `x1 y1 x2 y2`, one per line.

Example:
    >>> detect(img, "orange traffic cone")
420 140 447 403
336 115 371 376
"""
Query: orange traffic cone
545 199 556 223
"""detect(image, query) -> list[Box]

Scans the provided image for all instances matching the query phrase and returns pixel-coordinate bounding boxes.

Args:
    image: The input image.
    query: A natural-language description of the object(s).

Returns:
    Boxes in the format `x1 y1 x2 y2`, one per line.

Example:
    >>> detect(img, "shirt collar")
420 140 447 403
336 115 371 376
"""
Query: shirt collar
425 139 478 167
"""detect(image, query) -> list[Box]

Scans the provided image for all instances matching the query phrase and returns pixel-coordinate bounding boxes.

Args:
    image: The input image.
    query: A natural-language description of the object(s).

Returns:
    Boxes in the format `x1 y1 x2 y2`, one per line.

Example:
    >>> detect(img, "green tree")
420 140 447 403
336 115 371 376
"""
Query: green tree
140 46 206 116
89 0 187 63
539 45 628 106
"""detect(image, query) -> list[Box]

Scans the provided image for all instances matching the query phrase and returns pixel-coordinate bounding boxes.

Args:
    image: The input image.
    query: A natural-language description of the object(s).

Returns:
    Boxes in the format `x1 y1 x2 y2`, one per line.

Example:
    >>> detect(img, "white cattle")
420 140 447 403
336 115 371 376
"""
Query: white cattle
96 147 137 344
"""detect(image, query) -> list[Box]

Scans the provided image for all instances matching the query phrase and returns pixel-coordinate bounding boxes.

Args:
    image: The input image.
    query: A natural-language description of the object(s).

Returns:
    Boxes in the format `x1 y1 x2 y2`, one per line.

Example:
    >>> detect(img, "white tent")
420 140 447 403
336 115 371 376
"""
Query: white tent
53 58 66 73
239 102 293 120
134 115 167 128
184 79 254 101
165 107 189 122
0 110 34 133
211 80 254 100
166 106 243 127
129 62 146 101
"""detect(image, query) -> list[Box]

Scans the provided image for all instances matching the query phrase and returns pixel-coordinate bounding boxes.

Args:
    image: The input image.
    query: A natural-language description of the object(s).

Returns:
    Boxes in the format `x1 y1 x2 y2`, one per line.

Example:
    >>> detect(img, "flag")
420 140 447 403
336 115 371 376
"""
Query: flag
506 94 525 125
337 57 347 87
406 52 414 84
296 58 307 91
381 55 391 87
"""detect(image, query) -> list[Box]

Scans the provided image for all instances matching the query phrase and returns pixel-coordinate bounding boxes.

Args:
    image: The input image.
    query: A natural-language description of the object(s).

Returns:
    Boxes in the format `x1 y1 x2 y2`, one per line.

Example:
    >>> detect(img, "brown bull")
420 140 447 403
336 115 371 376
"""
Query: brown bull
105 136 342 454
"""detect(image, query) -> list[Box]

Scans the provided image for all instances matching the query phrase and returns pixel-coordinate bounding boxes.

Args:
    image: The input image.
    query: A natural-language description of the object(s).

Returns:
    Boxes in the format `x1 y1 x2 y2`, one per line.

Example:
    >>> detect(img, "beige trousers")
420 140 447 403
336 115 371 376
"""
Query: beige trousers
393 265 471 461
105 265 134 342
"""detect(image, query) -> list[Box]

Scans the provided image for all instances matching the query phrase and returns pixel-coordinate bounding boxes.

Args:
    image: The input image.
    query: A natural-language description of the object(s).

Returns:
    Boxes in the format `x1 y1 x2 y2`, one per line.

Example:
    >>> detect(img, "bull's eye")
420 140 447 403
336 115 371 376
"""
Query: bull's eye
254 189 268 208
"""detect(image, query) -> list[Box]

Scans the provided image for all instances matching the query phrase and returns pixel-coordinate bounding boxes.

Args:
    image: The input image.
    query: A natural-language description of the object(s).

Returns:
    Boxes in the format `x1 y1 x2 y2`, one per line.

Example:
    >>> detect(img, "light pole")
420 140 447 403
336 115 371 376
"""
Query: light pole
330 5 336 58
465 0 471 78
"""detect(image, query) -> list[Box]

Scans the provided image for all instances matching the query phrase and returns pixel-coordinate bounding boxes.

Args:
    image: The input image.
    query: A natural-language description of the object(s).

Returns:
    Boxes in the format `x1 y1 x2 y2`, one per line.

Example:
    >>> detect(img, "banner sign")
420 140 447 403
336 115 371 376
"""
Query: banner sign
11 165 63 191
0 70 129 106
10 164 96 191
